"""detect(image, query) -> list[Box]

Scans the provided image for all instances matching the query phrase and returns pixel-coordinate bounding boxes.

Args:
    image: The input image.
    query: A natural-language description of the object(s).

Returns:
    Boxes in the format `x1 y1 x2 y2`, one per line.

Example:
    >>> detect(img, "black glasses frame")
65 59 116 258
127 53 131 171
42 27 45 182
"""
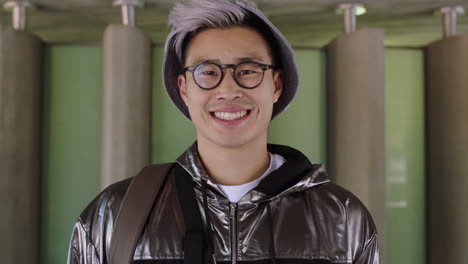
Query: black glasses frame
183 61 276 90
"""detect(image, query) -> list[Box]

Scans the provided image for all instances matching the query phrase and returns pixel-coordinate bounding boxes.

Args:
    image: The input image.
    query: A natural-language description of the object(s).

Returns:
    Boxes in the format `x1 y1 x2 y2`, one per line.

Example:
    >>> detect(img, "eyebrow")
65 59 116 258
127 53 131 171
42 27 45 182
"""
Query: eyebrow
190 56 266 66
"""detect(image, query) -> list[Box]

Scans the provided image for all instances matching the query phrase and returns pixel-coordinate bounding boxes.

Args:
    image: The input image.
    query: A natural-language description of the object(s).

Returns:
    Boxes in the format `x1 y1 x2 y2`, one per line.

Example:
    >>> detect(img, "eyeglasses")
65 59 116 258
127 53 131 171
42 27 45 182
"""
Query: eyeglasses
183 61 276 90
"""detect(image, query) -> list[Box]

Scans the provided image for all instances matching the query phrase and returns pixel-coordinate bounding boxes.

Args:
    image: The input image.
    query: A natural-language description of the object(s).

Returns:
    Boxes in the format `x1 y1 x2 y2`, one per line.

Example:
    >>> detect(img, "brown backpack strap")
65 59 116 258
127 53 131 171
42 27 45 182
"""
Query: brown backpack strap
109 162 175 264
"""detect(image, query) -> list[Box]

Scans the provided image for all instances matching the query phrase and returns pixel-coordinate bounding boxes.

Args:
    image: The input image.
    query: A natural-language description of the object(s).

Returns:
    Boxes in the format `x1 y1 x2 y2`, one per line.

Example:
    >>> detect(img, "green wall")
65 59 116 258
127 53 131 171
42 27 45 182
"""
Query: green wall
40 46 425 264
151 46 196 163
41 46 102 264
384 49 426 264
269 49 327 164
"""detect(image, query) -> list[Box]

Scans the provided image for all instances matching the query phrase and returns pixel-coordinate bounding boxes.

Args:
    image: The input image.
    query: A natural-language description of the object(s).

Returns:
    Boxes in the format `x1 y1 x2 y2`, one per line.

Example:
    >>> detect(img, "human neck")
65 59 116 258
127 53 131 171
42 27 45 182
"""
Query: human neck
197 138 270 186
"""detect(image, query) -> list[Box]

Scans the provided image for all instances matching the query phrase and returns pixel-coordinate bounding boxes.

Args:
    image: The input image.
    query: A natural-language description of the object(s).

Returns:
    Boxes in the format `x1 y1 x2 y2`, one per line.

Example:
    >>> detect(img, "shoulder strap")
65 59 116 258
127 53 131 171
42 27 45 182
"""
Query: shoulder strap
174 164 206 264
109 162 175 264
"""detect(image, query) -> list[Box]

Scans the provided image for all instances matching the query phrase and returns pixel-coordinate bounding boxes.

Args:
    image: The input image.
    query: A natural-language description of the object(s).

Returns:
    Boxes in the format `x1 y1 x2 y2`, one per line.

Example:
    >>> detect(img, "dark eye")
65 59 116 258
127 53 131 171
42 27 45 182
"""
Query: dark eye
201 71 218 76
238 70 257 75
195 63 220 77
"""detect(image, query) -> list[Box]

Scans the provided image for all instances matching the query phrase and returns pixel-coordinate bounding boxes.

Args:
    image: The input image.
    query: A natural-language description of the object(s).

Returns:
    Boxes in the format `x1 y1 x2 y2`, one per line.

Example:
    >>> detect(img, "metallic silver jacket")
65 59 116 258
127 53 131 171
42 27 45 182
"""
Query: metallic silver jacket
68 143 379 264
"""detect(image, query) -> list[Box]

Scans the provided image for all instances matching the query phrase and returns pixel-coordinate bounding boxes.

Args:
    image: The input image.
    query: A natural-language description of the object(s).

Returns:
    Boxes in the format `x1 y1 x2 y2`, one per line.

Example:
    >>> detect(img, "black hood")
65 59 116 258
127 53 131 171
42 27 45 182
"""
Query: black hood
176 142 330 203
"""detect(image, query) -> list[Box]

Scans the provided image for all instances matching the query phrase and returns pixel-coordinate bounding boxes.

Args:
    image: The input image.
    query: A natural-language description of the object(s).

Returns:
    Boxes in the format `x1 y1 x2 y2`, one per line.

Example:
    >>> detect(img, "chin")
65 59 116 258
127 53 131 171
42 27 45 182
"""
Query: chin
210 137 251 149
196 132 254 150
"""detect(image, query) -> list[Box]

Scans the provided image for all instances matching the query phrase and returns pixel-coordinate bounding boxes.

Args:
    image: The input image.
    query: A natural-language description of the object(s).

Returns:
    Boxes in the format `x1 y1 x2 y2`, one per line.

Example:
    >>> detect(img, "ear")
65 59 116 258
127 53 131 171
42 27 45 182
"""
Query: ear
177 74 188 106
272 70 283 103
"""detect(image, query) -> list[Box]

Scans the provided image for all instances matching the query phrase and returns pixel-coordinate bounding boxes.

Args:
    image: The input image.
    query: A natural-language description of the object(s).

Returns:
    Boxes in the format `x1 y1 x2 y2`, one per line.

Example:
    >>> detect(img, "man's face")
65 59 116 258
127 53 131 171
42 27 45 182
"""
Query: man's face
177 26 283 149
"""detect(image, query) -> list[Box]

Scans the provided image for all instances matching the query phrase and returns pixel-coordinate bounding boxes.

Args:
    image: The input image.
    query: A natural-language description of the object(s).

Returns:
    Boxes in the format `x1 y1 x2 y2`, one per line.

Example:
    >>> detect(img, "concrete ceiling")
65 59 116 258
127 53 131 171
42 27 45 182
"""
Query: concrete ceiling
1 0 468 47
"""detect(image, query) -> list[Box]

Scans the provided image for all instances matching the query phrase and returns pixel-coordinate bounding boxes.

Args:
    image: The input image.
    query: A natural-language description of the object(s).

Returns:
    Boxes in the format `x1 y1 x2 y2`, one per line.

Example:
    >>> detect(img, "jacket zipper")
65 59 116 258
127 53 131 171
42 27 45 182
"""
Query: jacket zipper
229 203 238 264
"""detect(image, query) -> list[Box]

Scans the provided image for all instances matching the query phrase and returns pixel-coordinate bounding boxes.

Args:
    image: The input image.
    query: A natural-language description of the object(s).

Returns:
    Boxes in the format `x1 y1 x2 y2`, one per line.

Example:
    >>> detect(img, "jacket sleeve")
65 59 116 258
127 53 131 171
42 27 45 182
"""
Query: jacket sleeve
66 178 132 264
67 219 102 264
334 183 380 264
354 232 379 264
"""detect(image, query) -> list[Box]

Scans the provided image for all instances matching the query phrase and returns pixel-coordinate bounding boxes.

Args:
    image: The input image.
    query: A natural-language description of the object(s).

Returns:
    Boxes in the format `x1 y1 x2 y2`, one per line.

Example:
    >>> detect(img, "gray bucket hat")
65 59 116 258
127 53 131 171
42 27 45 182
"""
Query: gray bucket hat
163 0 299 120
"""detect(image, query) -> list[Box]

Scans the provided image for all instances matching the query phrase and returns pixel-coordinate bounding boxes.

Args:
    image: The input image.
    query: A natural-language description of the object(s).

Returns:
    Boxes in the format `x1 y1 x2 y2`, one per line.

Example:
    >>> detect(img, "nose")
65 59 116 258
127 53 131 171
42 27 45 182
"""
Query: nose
215 69 243 101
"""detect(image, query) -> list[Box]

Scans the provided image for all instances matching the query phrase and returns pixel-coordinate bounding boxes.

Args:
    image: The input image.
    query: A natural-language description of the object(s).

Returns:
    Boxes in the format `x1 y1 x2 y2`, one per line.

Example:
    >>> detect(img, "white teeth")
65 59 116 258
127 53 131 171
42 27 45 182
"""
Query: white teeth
214 111 248 121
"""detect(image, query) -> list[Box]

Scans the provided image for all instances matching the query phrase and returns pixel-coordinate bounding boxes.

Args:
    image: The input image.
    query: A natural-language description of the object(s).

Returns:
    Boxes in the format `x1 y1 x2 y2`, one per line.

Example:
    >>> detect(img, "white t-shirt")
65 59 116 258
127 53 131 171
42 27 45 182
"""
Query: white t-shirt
209 153 286 203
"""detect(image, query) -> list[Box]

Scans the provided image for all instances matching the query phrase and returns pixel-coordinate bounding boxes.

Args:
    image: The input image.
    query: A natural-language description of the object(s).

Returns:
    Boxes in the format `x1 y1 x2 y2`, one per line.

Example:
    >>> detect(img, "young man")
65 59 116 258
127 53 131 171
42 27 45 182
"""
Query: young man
68 0 379 263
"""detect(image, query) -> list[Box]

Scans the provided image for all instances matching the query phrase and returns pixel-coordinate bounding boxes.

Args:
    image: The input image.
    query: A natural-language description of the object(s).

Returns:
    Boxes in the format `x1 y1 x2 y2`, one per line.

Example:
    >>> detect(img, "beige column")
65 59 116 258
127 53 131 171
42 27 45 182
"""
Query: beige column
0 26 43 264
426 34 468 264
326 28 386 258
101 24 152 188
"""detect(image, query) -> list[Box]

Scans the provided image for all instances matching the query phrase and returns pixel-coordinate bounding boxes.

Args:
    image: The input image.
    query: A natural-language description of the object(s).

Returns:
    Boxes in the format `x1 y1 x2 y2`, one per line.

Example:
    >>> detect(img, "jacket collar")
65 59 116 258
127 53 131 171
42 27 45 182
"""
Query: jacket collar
176 142 210 182
176 142 330 203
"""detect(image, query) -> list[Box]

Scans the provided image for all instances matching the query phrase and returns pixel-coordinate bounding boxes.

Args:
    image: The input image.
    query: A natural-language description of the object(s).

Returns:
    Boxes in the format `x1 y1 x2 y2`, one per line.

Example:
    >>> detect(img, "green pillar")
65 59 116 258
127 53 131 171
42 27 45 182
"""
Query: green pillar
0 26 43 264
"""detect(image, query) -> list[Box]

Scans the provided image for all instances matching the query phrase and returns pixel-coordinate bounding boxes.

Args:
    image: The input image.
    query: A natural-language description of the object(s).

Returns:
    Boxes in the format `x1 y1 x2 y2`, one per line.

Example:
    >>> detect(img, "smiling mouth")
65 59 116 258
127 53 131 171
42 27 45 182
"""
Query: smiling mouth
210 110 251 121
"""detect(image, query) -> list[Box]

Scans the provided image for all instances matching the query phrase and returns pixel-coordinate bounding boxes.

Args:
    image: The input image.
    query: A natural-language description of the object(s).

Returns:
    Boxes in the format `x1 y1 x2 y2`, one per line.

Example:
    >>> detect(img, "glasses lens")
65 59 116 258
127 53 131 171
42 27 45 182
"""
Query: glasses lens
235 63 263 88
194 63 221 89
